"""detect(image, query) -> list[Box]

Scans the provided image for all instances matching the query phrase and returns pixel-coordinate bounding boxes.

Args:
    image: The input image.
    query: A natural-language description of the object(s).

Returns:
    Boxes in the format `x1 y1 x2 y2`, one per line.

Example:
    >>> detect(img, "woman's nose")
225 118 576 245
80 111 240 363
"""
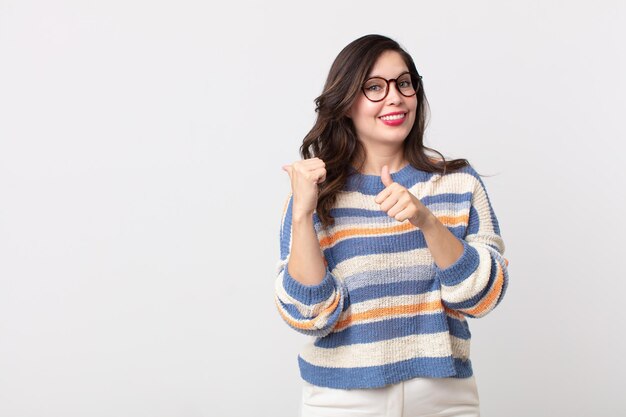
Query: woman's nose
385 81 403 103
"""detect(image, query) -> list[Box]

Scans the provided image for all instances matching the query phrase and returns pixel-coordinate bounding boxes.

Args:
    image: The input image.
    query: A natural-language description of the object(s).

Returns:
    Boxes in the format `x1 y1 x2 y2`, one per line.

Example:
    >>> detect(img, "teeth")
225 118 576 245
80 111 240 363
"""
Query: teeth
380 113 405 121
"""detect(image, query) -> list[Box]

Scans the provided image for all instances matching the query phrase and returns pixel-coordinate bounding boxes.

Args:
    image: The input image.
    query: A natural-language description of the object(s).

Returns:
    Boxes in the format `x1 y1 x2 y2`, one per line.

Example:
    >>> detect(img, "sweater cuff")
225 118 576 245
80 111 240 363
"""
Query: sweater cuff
283 263 336 305
435 240 480 286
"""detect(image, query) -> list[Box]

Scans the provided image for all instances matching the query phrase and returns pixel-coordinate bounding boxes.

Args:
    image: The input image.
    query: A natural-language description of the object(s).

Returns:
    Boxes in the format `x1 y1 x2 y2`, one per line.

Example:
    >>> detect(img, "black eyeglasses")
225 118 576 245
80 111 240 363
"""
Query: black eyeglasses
362 71 422 102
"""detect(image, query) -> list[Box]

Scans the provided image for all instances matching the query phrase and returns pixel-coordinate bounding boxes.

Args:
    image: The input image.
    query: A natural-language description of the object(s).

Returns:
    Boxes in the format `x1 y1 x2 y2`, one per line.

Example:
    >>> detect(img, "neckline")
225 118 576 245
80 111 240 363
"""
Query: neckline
346 163 431 193
349 162 413 178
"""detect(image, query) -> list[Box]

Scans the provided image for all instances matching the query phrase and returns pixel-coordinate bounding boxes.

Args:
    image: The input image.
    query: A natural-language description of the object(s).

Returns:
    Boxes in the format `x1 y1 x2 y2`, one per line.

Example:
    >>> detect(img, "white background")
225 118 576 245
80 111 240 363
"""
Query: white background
1 1 625 416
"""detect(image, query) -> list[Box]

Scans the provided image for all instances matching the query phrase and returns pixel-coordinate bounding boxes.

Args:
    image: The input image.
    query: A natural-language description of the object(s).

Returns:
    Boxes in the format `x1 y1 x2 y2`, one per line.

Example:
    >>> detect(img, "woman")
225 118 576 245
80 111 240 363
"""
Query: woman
275 34 509 417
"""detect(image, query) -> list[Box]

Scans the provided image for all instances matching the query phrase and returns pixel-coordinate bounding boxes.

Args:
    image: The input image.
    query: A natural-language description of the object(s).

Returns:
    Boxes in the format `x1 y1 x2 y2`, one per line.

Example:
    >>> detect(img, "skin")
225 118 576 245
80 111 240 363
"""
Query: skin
282 51 463 286
347 50 416 176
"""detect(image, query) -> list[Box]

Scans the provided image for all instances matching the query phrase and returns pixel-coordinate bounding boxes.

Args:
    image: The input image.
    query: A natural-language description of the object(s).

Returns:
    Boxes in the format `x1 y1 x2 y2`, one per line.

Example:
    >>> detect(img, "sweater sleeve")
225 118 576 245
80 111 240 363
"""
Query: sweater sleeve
435 169 509 318
273 193 346 337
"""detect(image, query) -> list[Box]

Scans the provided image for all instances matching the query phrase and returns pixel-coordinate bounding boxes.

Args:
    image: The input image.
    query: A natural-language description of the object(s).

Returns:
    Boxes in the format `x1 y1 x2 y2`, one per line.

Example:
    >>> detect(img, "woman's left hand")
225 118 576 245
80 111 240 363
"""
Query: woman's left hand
375 165 434 229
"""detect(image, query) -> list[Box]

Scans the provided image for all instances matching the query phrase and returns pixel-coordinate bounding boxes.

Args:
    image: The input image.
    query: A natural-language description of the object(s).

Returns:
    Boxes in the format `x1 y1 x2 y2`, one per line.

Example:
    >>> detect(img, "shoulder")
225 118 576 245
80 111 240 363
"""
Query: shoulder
437 160 480 182
449 161 478 177
433 162 485 197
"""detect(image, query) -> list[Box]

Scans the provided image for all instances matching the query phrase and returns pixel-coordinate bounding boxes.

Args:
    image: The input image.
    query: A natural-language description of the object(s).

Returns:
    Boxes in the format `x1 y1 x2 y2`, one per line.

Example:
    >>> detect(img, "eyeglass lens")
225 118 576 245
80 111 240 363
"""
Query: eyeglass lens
363 73 418 102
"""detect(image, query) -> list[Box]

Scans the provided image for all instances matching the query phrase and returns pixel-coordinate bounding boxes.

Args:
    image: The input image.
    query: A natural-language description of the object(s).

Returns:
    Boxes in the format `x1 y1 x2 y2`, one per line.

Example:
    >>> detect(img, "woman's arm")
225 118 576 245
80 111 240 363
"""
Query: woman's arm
287 211 326 285
430 169 510 318
274 194 345 337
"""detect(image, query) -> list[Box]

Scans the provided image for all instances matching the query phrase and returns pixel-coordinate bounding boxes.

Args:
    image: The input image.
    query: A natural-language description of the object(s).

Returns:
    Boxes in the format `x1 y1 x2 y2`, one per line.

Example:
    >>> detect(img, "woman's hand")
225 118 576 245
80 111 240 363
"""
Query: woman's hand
282 158 327 218
375 165 434 229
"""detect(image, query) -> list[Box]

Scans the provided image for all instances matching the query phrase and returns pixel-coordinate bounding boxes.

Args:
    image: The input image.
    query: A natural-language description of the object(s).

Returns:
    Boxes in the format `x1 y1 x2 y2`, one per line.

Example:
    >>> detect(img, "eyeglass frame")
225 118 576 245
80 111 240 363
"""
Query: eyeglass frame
361 71 423 103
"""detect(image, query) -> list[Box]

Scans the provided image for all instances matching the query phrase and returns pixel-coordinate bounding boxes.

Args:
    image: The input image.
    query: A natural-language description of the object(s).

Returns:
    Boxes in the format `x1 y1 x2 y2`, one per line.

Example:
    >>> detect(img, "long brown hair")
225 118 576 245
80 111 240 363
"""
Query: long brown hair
301 34 469 229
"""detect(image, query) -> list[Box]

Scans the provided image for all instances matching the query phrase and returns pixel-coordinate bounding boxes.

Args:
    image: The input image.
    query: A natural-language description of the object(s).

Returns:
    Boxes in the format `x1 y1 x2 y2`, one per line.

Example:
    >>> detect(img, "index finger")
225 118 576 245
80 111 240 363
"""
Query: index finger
374 186 393 204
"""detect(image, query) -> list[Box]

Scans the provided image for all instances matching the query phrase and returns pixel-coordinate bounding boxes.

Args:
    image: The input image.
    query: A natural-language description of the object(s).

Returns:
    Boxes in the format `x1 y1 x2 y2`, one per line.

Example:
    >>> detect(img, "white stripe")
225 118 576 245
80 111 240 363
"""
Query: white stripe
334 215 390 226
332 248 434 283
347 291 441 315
450 335 470 360
275 269 338 318
428 201 471 212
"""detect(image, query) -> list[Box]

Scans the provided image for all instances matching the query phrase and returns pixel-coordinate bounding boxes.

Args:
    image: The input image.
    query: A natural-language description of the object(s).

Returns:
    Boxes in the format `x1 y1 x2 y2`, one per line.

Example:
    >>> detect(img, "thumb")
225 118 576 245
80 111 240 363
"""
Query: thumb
381 165 394 187
282 164 293 178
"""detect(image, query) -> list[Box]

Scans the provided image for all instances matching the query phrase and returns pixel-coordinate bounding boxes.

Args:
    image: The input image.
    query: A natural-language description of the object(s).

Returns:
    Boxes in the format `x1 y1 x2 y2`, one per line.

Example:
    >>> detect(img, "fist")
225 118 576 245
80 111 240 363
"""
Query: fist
282 158 327 218
375 165 432 228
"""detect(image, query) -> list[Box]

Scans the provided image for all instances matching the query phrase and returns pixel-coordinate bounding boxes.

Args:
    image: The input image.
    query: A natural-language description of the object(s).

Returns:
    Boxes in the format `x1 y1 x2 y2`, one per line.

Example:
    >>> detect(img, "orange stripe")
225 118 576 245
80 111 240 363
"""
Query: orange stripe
335 300 443 331
319 214 469 248
274 292 341 331
465 262 505 316
437 214 469 227
320 222 415 247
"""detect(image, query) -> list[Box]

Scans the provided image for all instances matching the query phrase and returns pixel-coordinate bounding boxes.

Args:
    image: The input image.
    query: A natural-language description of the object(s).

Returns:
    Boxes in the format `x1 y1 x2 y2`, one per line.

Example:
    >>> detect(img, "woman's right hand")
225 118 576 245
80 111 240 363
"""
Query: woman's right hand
282 158 327 218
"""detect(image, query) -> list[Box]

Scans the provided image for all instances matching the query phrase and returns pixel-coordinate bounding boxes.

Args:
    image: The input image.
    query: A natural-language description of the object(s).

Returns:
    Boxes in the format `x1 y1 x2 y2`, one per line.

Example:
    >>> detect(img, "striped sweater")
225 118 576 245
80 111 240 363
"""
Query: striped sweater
274 162 509 389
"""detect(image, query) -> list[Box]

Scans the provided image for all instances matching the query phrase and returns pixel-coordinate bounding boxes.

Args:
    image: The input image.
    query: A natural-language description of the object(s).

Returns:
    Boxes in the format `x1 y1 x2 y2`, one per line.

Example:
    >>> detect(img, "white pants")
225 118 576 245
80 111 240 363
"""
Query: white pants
300 376 480 417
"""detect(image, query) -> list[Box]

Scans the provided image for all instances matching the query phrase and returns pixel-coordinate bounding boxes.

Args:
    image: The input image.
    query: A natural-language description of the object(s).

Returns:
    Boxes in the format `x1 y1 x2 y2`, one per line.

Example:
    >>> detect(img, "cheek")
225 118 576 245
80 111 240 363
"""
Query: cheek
408 100 418 122
350 96 380 121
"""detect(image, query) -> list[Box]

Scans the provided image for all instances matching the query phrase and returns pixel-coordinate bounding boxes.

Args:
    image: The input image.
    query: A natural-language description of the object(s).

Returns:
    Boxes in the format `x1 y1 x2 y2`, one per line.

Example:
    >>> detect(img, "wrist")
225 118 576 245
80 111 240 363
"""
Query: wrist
292 210 314 224
418 212 439 232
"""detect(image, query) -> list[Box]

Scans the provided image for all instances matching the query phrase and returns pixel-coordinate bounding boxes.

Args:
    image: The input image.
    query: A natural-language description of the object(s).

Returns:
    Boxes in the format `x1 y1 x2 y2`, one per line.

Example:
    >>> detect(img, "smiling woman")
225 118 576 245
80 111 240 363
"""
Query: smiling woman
276 34 509 417
347 50 418 162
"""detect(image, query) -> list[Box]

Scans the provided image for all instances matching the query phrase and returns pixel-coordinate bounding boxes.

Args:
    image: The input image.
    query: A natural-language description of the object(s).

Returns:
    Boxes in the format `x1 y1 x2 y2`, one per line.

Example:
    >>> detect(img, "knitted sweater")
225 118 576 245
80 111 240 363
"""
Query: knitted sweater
274 163 509 389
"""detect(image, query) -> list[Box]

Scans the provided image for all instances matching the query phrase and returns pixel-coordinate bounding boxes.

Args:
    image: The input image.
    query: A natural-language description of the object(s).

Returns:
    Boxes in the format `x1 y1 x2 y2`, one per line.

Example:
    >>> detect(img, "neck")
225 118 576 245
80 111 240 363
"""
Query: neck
354 157 408 176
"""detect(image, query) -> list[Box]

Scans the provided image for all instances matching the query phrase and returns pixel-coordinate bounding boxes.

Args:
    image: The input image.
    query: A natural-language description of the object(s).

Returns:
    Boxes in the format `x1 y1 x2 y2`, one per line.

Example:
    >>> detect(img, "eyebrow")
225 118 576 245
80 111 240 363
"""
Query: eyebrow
366 70 410 79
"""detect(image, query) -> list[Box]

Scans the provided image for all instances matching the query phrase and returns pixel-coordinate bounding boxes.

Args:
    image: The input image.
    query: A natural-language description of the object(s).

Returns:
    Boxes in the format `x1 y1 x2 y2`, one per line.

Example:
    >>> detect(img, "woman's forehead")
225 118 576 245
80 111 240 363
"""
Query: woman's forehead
367 51 409 78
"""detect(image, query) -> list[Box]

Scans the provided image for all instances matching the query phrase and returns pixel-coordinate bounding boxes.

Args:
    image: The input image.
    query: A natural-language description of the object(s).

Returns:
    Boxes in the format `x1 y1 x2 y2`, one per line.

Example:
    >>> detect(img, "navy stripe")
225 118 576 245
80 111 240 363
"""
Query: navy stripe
444 256 497 311
421 192 472 206
329 227 464 265
298 356 472 389
314 313 449 348
435 241 480 286
349 278 438 303
495 263 509 308
475 175 501 235
344 164 434 194
330 207 388 218
282 269 337 305
330 231 424 264
446 315 471 340
342 264 437 291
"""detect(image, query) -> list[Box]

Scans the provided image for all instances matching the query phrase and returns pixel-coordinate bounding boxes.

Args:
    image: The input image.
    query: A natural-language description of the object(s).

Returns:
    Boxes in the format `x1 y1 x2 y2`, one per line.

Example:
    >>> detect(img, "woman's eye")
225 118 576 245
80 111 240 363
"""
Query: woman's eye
366 84 382 91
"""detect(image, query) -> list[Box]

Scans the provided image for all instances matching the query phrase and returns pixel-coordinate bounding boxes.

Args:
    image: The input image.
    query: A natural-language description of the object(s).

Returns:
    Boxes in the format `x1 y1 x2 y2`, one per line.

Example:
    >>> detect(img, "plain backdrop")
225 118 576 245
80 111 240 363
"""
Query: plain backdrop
1 1 625 416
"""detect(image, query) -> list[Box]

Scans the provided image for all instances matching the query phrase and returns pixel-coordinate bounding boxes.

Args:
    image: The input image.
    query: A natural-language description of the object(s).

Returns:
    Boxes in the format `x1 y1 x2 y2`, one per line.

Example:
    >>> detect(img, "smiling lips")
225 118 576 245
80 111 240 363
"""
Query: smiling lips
379 112 407 126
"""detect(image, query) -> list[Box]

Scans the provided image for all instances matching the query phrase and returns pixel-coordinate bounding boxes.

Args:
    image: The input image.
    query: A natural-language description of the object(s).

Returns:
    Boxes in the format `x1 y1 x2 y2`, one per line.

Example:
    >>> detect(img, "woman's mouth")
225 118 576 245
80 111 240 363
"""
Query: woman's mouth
379 112 407 126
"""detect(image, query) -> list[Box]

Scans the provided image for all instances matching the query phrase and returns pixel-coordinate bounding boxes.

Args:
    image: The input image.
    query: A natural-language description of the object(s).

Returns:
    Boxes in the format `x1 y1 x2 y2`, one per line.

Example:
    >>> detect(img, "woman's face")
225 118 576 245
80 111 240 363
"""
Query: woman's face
348 50 418 148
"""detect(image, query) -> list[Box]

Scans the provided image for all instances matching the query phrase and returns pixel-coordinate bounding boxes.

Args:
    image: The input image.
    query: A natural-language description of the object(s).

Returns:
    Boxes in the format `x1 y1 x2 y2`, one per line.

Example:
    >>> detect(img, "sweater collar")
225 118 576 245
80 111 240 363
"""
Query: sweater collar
345 163 433 194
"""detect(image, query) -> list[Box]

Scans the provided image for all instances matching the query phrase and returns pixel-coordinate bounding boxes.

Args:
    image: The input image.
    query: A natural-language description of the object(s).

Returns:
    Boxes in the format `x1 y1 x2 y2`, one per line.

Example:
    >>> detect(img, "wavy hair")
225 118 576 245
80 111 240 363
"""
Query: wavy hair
301 34 469 229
